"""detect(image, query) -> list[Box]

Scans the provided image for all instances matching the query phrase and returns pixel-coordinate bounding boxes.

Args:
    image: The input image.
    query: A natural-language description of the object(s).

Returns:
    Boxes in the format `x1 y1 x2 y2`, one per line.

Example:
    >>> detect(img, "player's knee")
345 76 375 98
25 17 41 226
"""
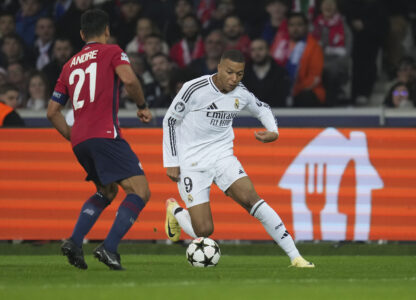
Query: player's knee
194 224 214 237
99 183 118 202
141 188 151 203
124 185 150 203
238 194 260 212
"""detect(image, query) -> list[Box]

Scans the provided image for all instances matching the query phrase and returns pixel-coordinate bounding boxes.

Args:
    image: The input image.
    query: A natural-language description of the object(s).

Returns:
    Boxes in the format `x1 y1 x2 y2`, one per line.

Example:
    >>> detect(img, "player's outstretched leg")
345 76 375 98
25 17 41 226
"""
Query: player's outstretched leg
165 198 197 240
250 199 315 268
61 238 88 270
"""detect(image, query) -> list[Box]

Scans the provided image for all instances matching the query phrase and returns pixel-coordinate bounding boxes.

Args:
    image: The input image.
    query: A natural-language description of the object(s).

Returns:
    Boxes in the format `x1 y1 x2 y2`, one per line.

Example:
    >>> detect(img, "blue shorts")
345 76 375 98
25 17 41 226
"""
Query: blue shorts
73 138 145 186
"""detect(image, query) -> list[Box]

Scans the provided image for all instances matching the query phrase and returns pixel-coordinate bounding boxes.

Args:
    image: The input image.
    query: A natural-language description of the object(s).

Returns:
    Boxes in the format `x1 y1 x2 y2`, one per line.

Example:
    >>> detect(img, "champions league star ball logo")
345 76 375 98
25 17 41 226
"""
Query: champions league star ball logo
234 98 239 109
175 102 185 112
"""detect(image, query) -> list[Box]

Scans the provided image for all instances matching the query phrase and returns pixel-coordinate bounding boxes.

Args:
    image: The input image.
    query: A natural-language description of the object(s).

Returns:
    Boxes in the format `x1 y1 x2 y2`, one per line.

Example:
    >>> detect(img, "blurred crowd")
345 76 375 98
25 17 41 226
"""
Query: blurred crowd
1 0 416 117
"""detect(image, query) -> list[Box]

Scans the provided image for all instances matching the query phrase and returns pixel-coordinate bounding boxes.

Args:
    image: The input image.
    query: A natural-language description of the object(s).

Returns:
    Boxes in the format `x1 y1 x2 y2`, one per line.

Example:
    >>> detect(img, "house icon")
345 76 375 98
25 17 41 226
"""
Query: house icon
279 128 383 241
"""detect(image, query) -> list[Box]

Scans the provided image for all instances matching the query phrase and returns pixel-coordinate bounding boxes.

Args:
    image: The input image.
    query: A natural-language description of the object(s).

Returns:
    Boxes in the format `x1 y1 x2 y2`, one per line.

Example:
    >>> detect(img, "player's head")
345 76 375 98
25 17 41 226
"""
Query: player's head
288 12 308 41
216 49 245 93
80 9 110 42
0 84 19 109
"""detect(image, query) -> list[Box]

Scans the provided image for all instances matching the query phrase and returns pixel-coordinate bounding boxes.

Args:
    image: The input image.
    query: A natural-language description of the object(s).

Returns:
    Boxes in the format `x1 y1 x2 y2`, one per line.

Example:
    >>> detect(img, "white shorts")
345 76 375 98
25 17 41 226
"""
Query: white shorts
177 156 247 208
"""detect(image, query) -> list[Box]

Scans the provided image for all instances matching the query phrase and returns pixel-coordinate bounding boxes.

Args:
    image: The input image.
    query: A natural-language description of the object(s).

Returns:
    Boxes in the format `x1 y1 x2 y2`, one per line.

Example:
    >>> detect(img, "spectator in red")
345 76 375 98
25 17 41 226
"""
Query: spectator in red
312 0 351 106
170 14 205 68
262 0 290 45
223 15 251 58
196 0 216 29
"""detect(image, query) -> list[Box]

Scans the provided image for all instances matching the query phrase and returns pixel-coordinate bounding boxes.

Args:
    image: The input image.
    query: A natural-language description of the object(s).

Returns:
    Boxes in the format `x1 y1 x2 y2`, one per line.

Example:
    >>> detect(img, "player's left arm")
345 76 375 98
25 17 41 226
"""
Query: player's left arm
47 75 71 141
112 47 152 123
47 100 71 141
242 88 279 143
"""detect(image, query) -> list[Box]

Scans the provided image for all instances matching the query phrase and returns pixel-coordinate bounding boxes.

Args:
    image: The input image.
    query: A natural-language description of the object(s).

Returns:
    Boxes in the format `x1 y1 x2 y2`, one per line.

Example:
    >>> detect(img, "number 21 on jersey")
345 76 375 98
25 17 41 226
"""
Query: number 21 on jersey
69 62 97 110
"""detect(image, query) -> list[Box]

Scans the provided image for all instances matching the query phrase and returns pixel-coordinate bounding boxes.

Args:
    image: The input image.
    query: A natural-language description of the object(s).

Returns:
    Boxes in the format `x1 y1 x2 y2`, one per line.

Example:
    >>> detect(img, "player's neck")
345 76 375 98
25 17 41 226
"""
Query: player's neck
212 74 226 93
85 36 107 45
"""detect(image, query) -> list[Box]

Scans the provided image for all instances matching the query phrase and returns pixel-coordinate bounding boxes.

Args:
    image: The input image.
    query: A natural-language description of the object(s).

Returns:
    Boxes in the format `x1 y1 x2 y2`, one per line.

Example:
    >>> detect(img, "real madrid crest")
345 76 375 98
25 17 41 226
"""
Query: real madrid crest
187 194 194 203
234 98 239 109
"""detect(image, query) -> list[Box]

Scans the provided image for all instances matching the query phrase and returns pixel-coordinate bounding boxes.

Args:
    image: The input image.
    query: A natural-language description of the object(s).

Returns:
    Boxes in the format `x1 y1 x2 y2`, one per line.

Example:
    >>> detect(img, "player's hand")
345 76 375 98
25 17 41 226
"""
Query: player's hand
254 131 279 143
166 166 180 182
137 108 152 123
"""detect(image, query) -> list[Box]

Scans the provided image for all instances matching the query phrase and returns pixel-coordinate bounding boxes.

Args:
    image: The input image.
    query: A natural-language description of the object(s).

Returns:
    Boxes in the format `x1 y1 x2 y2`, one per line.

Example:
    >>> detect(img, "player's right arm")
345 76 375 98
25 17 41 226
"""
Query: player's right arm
47 75 71 141
162 81 192 182
115 64 152 123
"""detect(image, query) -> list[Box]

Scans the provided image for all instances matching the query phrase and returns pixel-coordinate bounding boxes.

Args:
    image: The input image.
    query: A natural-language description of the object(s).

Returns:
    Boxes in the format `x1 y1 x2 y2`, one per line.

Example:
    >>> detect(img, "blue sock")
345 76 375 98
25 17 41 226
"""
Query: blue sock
71 192 110 247
104 194 146 253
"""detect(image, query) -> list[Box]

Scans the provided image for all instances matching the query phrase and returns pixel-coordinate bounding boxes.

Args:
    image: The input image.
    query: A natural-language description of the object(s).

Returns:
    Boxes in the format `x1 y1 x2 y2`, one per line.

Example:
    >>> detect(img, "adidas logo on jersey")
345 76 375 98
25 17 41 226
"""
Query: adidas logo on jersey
207 103 218 110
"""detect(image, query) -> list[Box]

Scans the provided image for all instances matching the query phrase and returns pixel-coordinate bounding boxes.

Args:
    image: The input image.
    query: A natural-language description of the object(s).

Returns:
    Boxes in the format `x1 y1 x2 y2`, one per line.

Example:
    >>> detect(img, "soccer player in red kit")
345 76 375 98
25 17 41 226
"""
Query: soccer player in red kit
47 9 152 270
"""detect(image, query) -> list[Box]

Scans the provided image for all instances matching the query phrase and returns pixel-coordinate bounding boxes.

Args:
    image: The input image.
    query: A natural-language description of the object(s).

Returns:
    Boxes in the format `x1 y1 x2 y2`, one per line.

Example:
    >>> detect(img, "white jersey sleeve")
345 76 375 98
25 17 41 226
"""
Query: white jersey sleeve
163 80 193 167
242 88 279 133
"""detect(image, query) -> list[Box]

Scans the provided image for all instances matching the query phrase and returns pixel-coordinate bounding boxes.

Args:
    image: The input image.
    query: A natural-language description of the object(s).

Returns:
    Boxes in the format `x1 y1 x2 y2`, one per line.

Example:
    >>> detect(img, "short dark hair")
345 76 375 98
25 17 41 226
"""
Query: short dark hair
221 49 245 63
266 0 289 7
287 12 308 25
80 9 109 40
0 84 19 96
0 12 14 19
397 56 415 70
55 36 72 44
151 52 170 62
182 14 201 29
144 33 162 42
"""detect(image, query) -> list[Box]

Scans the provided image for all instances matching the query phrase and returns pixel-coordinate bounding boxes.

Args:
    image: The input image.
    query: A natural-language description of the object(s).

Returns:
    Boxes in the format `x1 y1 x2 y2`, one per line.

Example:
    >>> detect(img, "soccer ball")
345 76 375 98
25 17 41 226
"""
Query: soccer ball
186 237 221 267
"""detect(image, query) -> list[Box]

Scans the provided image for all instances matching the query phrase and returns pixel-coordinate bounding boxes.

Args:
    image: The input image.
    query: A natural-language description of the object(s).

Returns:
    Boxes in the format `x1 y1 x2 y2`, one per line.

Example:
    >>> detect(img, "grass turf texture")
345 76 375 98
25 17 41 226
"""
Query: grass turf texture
0 243 415 300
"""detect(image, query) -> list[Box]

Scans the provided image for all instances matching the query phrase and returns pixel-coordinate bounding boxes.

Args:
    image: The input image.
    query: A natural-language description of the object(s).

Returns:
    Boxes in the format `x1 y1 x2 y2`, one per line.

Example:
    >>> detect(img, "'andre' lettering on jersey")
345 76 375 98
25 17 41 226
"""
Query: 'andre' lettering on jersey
70 50 98 67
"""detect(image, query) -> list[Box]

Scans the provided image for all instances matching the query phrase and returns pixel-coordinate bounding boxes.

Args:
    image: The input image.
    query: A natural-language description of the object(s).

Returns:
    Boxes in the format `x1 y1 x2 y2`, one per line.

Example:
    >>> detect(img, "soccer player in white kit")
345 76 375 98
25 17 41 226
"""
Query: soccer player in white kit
163 49 314 268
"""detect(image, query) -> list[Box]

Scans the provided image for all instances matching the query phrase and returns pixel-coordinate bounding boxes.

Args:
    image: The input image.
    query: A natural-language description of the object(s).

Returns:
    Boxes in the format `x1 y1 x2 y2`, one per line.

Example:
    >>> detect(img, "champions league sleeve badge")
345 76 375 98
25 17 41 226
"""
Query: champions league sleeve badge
175 101 185 112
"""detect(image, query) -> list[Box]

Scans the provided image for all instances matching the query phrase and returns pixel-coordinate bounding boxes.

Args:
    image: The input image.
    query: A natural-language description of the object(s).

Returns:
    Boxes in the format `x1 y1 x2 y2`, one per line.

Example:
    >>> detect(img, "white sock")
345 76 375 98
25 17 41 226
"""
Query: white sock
173 207 197 239
251 199 300 260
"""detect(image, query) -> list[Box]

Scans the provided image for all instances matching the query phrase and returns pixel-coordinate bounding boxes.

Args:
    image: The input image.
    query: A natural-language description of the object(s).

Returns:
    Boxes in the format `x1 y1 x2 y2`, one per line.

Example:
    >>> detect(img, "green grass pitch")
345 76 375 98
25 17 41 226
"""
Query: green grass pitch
0 243 415 300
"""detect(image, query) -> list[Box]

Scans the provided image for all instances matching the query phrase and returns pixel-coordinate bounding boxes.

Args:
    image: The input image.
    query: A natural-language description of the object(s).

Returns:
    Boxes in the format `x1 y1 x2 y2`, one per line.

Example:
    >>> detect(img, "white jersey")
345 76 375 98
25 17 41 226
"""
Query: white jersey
163 74 278 171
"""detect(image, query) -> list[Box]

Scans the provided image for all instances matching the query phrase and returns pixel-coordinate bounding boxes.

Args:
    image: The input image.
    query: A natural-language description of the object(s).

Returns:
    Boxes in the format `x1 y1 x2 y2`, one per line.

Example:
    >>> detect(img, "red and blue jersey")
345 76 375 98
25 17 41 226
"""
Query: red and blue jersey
52 42 130 147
